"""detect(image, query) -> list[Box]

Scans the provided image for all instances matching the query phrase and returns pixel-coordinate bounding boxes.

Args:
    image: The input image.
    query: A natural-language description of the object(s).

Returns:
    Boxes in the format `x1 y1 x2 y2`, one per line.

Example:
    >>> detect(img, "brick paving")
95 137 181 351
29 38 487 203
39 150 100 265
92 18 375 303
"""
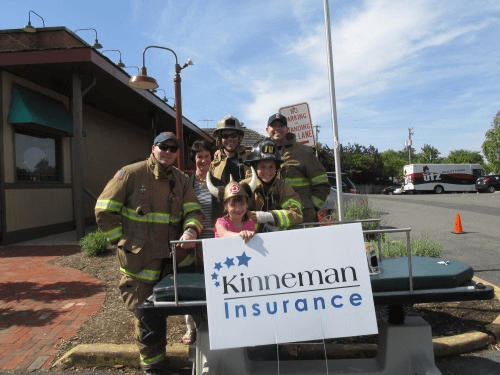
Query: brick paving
0 245 106 371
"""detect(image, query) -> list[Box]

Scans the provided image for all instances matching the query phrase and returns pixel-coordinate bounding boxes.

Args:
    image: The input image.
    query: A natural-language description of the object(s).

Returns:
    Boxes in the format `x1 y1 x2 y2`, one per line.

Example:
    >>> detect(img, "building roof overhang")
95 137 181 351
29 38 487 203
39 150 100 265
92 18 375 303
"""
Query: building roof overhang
0 27 211 142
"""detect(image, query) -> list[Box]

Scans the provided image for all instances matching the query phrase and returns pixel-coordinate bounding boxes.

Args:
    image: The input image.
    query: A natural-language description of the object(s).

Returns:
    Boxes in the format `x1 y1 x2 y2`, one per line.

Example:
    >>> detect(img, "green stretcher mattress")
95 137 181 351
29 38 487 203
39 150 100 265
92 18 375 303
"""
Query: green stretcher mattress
152 257 474 303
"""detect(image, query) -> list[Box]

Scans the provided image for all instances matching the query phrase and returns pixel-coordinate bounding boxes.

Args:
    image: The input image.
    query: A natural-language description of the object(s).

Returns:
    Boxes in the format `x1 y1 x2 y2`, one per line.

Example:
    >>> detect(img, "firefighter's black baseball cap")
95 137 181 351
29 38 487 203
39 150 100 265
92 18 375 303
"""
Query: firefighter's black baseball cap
267 113 287 127
154 131 180 146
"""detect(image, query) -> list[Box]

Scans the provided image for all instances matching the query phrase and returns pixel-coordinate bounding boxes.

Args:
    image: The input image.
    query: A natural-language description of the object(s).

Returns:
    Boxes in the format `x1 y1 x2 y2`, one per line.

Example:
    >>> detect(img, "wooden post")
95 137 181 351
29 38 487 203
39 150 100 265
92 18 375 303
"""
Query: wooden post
72 73 85 240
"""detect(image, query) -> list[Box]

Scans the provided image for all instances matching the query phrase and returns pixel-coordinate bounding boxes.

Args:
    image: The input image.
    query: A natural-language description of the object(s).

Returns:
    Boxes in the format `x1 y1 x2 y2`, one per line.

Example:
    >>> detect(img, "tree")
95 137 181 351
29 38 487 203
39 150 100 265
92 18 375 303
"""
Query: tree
415 144 441 164
445 150 484 165
317 142 384 184
482 111 500 173
380 149 407 183
339 143 383 184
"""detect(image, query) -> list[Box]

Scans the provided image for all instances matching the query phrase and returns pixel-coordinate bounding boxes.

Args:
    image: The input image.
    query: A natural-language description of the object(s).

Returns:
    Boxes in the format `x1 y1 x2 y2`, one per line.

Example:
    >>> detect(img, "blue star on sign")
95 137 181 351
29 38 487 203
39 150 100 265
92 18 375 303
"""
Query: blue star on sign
215 281 220 287
224 257 235 268
236 251 252 267
211 272 218 280
214 262 223 271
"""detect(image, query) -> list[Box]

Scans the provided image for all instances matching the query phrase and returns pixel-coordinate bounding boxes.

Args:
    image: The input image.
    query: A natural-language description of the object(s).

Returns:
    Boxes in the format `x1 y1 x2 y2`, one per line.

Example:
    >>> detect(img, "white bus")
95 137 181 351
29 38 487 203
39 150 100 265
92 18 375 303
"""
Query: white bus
403 164 484 194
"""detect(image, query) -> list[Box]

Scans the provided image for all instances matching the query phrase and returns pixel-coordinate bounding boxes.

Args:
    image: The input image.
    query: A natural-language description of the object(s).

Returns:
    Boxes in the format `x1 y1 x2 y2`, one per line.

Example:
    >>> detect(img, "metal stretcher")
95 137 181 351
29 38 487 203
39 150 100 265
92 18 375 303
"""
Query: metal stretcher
136 227 494 375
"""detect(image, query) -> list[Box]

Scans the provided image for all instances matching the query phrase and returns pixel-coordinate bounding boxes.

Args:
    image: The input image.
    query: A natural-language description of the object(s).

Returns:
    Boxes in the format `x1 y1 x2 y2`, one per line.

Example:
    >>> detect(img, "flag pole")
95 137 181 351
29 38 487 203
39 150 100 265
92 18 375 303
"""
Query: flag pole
323 0 344 221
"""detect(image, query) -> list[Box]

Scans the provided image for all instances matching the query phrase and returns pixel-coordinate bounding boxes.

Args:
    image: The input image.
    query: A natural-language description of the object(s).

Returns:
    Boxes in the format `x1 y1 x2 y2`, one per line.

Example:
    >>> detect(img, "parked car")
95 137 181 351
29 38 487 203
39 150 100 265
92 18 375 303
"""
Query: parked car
475 175 500 193
326 172 356 194
320 187 367 211
393 187 403 195
382 186 401 195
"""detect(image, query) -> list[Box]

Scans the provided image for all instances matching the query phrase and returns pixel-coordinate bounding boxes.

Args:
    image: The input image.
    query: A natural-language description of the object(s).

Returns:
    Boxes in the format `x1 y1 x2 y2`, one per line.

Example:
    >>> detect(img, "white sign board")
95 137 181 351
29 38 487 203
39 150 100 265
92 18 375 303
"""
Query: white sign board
202 224 377 350
279 102 315 147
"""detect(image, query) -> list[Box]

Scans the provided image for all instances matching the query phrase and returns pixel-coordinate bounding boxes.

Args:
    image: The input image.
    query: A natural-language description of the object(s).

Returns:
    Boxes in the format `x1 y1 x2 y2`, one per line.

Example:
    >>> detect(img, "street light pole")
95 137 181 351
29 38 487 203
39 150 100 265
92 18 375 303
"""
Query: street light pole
174 67 183 168
128 46 193 170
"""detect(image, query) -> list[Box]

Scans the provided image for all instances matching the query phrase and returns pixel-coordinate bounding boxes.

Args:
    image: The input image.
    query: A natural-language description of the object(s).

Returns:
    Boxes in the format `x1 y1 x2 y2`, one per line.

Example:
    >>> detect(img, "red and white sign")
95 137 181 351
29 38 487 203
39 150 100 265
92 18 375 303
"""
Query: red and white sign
279 102 315 147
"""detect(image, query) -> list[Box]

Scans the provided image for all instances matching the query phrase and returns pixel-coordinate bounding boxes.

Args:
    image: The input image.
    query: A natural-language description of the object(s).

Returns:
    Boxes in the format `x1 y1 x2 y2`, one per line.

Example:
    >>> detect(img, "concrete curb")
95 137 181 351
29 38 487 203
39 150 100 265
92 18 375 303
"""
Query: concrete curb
54 277 500 370
54 343 190 370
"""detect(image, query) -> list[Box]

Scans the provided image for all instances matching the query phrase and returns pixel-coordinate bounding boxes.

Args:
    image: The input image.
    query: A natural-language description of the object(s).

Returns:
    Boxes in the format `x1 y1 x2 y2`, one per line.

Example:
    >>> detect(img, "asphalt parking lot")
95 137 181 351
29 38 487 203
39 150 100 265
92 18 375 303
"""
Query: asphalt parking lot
367 191 500 286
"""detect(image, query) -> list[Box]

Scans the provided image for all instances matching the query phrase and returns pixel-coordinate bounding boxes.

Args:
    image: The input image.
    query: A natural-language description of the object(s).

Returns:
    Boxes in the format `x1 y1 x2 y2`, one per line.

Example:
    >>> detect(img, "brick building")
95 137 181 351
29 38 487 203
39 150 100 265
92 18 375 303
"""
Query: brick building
0 27 212 244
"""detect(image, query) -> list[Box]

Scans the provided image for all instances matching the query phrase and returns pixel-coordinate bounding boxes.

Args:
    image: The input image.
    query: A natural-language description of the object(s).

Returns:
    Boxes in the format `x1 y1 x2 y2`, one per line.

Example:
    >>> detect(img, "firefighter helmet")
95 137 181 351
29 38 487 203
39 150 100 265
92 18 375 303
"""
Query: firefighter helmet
245 138 282 167
213 115 244 138
207 167 257 203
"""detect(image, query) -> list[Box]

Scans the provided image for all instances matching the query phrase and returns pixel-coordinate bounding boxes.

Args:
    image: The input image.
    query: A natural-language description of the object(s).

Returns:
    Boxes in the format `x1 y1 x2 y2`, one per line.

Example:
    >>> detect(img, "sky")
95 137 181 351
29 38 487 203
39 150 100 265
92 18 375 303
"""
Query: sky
4 0 500 158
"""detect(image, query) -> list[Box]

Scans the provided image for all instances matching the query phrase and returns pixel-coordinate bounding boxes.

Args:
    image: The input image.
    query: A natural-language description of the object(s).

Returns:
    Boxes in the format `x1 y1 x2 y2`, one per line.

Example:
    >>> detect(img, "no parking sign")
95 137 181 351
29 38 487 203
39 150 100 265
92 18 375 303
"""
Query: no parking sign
279 102 315 147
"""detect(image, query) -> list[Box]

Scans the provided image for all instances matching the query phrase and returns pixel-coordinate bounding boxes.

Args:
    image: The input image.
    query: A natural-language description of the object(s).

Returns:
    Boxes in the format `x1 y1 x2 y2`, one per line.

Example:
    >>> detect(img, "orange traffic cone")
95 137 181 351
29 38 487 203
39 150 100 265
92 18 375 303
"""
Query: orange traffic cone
453 213 464 234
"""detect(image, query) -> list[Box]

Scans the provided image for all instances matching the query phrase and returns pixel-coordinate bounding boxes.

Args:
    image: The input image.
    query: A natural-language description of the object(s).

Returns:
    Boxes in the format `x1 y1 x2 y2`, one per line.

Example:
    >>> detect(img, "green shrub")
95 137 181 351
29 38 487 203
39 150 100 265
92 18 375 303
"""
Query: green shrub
333 201 444 258
370 233 444 258
80 229 109 256
335 200 379 231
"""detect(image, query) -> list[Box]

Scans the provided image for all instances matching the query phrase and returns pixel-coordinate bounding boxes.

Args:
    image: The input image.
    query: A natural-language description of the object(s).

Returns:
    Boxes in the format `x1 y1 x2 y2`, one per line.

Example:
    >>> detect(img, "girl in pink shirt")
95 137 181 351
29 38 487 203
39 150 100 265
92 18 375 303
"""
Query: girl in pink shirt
214 195 256 243
209 173 257 243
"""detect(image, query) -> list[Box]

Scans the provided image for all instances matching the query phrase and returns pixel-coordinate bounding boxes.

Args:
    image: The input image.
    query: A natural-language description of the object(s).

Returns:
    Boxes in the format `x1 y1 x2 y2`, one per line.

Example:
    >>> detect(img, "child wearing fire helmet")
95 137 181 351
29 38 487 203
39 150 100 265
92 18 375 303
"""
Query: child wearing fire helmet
242 139 303 232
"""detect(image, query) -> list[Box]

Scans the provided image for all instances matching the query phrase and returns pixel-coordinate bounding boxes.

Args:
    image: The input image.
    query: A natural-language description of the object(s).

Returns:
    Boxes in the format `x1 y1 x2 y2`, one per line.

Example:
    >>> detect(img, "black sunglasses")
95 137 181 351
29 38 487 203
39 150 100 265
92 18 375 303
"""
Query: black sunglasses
221 132 239 139
157 144 179 152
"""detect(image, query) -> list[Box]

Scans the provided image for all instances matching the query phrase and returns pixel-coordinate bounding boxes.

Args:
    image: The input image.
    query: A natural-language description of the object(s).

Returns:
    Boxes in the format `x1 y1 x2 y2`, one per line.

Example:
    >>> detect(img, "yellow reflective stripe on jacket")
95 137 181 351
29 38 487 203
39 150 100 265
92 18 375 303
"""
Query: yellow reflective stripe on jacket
311 195 326 209
178 253 195 267
184 218 203 233
183 201 201 214
95 199 123 212
121 206 181 224
273 209 290 228
285 177 309 187
140 352 166 366
102 225 122 242
311 173 328 186
119 267 161 281
281 198 302 213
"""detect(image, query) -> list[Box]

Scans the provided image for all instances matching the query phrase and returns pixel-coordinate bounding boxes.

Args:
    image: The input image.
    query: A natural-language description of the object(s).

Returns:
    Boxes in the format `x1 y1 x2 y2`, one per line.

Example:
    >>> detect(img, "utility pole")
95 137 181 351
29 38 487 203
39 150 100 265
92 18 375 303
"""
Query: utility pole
405 127 414 164
313 124 320 157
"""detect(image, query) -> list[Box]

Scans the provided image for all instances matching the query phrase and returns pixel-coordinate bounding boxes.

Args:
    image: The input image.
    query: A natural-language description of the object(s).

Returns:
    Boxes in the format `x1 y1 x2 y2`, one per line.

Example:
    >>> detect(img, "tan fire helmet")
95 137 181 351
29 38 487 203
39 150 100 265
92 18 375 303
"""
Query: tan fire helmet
213 115 244 137
213 115 244 149
207 166 257 203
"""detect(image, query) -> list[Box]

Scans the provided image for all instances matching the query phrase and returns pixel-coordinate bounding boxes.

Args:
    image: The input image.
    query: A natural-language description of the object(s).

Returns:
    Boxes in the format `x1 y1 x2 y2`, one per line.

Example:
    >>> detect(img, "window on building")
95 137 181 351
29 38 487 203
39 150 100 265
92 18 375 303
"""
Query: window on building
15 130 62 182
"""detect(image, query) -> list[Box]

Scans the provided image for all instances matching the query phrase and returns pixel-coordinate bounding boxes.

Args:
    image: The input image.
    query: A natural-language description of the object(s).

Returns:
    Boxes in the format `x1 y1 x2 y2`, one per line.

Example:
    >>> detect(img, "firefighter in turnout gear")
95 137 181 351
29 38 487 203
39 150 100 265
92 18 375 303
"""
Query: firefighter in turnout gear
209 114 250 185
242 139 303 232
95 132 203 375
266 113 329 224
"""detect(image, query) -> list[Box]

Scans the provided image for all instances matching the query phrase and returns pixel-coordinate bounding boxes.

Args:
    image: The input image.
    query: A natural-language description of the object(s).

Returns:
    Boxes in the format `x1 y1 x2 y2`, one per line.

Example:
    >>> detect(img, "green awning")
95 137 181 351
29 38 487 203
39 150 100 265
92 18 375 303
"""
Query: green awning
8 83 73 134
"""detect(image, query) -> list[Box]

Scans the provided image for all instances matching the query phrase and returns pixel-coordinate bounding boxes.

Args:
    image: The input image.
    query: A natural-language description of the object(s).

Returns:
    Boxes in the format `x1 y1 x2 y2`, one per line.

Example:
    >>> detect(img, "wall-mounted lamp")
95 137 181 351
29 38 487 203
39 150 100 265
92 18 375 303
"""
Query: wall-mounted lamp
148 88 175 103
124 66 140 75
74 28 103 49
24 10 45 33
101 49 125 68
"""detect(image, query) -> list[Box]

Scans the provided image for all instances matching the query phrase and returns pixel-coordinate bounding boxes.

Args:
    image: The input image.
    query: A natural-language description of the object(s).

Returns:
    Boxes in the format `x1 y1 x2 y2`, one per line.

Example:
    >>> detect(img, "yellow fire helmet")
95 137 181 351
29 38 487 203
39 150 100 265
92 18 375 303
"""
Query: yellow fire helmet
207 166 257 203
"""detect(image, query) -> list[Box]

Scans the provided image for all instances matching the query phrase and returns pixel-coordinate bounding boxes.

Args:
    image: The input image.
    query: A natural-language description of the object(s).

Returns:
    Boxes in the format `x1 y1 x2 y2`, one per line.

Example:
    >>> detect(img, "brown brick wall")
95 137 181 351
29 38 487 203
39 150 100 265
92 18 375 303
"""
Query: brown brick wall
0 30 85 52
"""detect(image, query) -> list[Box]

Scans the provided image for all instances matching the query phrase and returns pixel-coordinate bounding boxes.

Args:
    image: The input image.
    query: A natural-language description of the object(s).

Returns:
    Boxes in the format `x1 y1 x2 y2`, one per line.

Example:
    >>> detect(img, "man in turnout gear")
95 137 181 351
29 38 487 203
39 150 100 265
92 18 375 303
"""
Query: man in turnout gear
209 114 250 185
242 138 303 232
95 132 203 375
266 113 329 224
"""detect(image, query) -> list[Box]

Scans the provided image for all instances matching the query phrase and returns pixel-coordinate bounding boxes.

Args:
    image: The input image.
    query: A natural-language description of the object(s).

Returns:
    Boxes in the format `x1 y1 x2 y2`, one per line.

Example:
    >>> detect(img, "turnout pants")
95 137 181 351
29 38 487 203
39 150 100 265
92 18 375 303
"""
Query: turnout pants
119 261 173 371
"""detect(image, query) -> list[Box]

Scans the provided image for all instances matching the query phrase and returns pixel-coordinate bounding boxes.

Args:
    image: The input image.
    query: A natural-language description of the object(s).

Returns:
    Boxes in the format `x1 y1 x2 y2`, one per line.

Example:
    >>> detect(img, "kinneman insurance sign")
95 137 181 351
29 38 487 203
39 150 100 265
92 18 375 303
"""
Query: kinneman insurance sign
202 224 377 350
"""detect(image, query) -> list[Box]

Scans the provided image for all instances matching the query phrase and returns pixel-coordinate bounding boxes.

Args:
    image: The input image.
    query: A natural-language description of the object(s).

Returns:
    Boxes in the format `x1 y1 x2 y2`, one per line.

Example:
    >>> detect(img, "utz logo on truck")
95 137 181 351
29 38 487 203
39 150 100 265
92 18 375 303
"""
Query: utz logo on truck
423 165 441 181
